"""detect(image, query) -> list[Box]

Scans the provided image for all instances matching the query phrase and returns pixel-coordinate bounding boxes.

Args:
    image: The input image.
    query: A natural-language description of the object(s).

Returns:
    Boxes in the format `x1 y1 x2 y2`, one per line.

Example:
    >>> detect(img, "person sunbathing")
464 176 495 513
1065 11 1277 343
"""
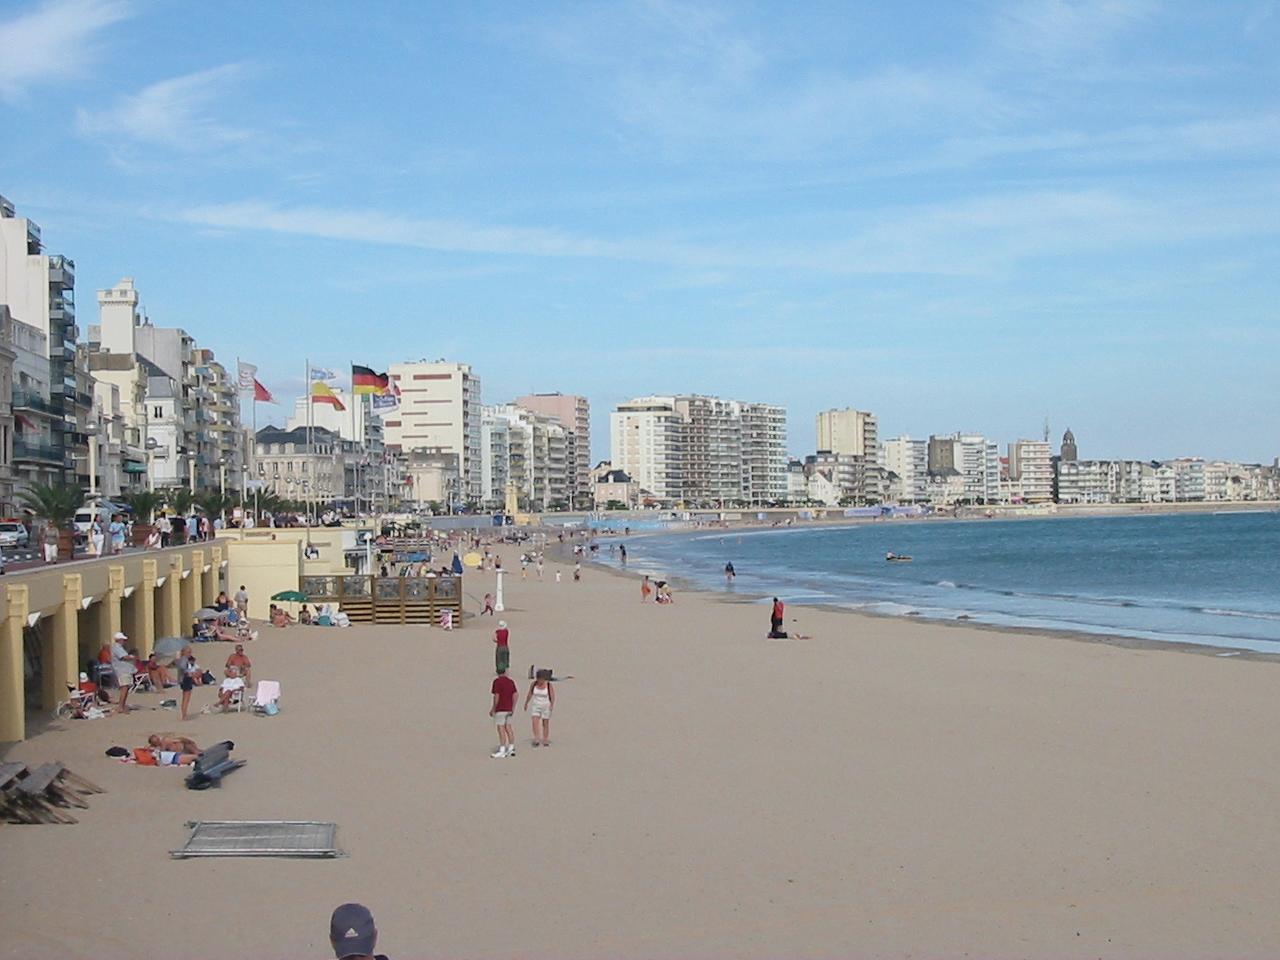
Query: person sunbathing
298 604 313 625
270 604 294 628
148 733 201 754
142 653 175 689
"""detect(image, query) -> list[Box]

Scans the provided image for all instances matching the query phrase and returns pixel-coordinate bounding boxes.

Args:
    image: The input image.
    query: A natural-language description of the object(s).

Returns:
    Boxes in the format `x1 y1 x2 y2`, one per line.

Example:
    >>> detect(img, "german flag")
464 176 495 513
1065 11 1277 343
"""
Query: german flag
352 364 390 395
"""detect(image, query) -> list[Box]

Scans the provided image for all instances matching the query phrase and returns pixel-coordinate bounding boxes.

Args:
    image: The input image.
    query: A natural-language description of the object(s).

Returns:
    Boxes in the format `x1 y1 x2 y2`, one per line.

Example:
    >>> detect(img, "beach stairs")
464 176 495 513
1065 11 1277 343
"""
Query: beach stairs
0 761 105 824
337 596 373 623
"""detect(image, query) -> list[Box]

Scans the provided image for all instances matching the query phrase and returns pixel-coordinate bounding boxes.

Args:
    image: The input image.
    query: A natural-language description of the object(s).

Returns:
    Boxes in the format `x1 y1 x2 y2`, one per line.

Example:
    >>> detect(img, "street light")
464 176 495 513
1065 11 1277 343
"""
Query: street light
218 457 227 525
85 421 99 499
145 437 158 492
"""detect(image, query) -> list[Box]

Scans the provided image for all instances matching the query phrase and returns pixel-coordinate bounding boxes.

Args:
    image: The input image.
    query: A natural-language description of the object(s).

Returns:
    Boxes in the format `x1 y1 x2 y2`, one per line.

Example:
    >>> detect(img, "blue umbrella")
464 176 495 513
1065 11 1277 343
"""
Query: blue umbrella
451 552 463 574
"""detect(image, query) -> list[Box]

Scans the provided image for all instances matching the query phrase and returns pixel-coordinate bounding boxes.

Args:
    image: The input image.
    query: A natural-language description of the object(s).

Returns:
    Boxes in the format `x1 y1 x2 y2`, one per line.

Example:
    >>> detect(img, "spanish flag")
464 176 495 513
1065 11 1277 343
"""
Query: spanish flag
352 364 390 395
310 380 346 411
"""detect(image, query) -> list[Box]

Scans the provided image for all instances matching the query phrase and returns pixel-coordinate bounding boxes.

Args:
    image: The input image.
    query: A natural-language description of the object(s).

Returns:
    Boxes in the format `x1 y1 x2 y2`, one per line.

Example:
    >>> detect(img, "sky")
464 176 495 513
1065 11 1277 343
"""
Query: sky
1 0 1277 464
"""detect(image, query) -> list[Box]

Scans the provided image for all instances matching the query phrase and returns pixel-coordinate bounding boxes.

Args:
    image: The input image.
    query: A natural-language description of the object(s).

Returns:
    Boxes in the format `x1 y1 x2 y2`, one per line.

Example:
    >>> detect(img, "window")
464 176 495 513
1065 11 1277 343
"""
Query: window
153 406 162 419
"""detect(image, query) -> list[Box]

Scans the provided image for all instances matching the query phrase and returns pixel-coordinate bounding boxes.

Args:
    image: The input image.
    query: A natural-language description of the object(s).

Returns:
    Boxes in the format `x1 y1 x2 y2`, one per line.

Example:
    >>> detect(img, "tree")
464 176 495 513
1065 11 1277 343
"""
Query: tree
166 487 195 517
19 482 85 531
196 491 231 519
121 490 165 524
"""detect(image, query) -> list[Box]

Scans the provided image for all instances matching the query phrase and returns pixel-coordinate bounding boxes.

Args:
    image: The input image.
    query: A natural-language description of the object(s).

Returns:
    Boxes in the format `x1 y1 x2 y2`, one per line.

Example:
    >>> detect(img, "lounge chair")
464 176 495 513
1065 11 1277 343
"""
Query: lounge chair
185 740 245 790
249 680 281 716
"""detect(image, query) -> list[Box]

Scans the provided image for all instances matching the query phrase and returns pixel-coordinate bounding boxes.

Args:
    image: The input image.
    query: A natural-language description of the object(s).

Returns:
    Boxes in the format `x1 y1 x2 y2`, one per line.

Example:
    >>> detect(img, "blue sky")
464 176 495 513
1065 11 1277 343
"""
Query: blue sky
2 0 1277 463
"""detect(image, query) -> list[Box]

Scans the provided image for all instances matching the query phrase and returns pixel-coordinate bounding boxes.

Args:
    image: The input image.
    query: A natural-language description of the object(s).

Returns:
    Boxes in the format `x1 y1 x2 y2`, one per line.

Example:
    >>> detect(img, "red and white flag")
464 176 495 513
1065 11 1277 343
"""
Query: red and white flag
253 378 275 403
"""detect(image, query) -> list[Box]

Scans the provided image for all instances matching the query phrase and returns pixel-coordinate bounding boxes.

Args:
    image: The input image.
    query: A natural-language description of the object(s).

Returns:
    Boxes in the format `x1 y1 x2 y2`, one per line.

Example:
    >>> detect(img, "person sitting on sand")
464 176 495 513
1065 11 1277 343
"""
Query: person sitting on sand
142 653 174 689
225 644 252 684
299 604 313 625
217 666 246 711
214 591 231 612
270 604 294 628
655 582 674 604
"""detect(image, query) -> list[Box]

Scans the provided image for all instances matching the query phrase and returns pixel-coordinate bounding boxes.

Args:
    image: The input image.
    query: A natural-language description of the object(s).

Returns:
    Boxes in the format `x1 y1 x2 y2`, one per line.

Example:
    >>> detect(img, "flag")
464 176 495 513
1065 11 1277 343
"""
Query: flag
309 366 338 382
253 378 275 403
237 361 258 391
371 393 398 413
310 380 346 411
352 364 390 395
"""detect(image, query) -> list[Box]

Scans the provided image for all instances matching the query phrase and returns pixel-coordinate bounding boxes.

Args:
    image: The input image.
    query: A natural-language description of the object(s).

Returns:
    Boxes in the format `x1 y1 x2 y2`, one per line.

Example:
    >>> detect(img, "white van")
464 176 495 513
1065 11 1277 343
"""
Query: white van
74 501 123 538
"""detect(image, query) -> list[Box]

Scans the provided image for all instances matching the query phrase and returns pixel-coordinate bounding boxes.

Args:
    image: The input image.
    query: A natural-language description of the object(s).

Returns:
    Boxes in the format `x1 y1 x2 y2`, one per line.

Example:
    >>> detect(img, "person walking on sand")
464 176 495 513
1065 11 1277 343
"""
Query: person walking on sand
573 561 581 582
234 584 249 618
481 592 494 616
536 556 544 580
641 575 652 602
490 667 518 758
494 620 510 673
770 596 785 635
524 668 555 747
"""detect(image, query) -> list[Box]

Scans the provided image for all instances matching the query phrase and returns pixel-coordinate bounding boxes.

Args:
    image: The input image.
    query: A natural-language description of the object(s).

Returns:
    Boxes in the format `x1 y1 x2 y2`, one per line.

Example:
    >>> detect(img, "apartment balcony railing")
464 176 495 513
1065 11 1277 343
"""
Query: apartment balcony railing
14 439 65 464
12 391 61 417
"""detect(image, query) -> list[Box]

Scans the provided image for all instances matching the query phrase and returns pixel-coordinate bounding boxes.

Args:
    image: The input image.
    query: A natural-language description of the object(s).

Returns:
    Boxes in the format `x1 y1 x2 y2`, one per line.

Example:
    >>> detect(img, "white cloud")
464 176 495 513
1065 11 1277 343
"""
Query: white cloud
76 63 252 152
0 0 130 100
995 0 1157 61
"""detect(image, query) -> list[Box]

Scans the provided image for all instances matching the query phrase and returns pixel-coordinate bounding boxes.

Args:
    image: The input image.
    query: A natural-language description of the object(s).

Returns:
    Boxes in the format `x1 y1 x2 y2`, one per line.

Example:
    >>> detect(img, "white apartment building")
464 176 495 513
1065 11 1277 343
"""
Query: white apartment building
384 360 482 504
740 402 788 503
482 404 571 510
514 393 590 504
880 436 929 503
1007 440 1053 503
610 394 787 505
89 277 241 495
0 195 82 487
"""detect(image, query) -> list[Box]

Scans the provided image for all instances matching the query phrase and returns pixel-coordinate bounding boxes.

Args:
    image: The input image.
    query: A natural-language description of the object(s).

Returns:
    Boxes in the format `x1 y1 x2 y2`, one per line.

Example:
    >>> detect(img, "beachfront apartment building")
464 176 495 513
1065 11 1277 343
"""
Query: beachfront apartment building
880 436 929 503
384 360 482 505
610 394 788 505
481 403 572 511
1008 439 1053 503
925 433 999 504
0 196 85 492
514 393 590 505
817 408 878 458
285 393 389 512
88 277 241 496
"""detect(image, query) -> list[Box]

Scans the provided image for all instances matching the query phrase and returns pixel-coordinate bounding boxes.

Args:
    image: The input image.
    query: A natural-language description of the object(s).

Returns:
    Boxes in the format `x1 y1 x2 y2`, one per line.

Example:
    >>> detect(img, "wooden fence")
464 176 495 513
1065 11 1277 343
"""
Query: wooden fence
300 574 463 625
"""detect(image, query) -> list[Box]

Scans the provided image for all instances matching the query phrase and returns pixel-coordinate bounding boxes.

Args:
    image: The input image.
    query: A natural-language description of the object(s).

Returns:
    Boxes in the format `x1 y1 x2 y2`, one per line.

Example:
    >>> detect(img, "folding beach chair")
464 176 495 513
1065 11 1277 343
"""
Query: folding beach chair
249 680 280 716
185 741 245 790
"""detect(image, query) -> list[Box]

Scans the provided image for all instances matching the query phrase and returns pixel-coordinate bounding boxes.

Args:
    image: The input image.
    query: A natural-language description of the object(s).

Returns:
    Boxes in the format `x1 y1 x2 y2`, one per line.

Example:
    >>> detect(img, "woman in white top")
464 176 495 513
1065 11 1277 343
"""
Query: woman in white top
523 669 555 747
89 520 105 558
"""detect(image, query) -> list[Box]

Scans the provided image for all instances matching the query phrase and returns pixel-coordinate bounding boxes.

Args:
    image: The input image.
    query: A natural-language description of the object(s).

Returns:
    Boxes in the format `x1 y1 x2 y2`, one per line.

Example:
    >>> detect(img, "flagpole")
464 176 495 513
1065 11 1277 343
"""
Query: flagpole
306 356 313 540
237 355 245 540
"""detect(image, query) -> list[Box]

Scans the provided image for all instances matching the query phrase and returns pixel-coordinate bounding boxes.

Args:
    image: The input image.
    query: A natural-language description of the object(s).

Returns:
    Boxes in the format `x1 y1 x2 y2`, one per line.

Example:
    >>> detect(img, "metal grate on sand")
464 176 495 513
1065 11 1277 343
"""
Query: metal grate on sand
170 820 344 859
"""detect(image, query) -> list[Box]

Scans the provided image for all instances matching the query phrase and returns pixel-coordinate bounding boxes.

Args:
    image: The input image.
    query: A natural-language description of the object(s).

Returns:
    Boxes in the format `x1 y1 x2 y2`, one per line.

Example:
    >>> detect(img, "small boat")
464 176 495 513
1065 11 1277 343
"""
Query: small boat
885 552 913 563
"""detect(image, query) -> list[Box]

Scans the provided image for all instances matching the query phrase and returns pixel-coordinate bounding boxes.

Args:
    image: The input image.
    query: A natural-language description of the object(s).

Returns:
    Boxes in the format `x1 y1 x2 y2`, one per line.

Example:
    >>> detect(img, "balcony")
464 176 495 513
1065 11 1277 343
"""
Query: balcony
47 255 75 286
14 439 65 464
12 391 61 417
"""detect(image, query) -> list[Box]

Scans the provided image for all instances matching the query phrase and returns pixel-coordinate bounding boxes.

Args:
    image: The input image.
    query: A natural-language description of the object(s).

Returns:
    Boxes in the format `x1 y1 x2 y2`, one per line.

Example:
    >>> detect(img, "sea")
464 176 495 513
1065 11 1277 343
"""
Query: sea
603 511 1280 653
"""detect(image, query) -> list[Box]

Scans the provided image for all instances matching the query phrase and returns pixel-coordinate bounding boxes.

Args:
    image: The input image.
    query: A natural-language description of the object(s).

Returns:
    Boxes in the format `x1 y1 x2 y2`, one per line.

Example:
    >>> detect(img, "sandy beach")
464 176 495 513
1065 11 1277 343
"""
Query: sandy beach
4 553 1280 959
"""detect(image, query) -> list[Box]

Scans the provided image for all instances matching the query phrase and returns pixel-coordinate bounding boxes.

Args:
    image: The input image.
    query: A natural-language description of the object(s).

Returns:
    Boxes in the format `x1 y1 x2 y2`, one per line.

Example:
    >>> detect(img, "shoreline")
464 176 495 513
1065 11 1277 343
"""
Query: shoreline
573 528 1280 663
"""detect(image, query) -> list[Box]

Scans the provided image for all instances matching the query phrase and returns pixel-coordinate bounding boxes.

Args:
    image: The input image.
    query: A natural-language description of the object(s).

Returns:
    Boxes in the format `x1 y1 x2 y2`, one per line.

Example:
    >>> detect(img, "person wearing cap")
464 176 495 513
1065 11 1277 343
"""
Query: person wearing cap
329 903 387 960
493 620 510 673
110 632 138 713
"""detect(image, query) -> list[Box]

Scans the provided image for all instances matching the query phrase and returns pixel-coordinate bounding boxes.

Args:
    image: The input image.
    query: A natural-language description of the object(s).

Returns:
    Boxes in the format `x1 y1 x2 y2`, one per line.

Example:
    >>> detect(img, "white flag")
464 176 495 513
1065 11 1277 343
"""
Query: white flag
237 361 257 391
309 366 338 382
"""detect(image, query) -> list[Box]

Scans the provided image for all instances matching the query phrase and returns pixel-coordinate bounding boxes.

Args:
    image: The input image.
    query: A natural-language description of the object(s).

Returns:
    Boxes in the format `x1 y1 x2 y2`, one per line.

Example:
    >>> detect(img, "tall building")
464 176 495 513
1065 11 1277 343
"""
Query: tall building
1008 440 1053 503
482 404 571 510
880 436 929 503
88 277 241 495
816 408 878 458
0 195 84 488
384 360 482 504
514 393 590 504
928 433 999 503
610 394 787 504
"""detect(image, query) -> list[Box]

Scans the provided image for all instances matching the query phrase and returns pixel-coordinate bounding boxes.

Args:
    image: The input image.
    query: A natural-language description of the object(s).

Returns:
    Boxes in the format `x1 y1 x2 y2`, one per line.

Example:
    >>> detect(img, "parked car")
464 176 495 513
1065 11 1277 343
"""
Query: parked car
0 521 30 547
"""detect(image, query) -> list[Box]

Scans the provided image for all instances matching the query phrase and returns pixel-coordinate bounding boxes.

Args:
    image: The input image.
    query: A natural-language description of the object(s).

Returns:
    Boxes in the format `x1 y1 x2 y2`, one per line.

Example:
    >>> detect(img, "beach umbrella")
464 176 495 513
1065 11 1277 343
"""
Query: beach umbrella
194 607 221 621
153 636 186 659
271 590 308 602
462 552 482 568
451 553 464 574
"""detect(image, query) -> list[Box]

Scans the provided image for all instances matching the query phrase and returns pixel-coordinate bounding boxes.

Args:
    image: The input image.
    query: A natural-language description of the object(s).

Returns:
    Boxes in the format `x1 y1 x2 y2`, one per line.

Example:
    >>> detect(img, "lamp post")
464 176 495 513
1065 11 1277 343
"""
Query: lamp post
218 456 227 524
188 448 197 494
494 566 505 613
145 437 158 492
85 421 99 499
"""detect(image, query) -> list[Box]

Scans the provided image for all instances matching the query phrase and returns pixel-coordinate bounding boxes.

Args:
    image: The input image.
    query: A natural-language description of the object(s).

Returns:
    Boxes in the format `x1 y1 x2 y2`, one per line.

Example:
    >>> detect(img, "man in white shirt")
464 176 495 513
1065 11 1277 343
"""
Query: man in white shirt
217 665 246 711
110 631 138 713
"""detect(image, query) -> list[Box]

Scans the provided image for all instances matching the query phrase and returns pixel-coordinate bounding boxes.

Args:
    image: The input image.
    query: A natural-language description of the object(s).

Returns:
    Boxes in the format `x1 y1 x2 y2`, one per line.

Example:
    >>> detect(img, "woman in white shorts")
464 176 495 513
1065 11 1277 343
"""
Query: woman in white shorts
523 669 555 747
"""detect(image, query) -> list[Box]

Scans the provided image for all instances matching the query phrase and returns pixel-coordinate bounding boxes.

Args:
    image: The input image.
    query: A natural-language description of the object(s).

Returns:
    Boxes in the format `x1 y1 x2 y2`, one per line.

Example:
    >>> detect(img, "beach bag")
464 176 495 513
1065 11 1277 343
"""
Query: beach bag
263 701 279 716
201 670 216 685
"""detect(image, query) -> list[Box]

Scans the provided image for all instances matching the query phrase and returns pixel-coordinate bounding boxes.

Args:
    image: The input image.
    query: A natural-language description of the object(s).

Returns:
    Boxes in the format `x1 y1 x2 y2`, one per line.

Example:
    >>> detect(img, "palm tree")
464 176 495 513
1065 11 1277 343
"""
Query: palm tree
19 483 85 561
195 491 229 520
166 487 195 516
121 490 165 524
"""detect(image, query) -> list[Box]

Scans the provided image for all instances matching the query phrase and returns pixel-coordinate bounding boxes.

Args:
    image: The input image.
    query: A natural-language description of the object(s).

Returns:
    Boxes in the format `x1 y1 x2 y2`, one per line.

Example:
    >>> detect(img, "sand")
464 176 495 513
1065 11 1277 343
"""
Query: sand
3 553 1280 959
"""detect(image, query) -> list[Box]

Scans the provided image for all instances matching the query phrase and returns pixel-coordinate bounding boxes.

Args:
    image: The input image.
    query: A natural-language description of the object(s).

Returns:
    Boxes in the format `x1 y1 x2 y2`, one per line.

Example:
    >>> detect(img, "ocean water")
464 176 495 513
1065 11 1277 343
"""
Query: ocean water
607 511 1280 653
